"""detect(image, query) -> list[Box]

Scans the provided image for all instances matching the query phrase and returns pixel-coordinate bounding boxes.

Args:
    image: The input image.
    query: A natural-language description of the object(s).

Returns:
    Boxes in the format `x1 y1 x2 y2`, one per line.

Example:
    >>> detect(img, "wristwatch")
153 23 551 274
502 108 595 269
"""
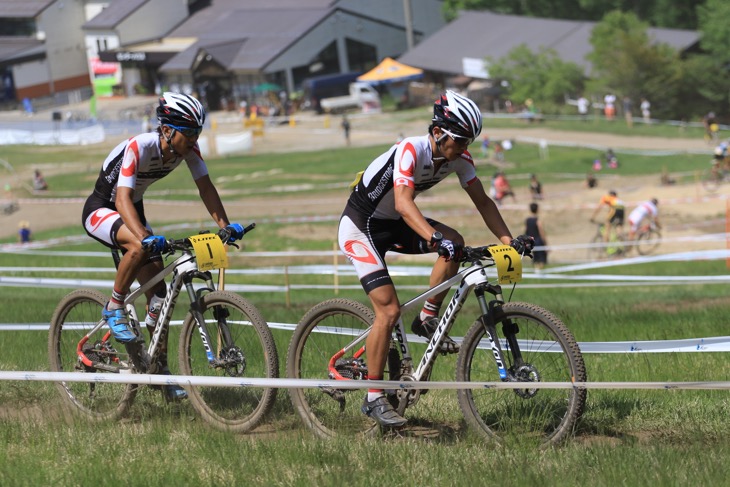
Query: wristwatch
430 231 443 244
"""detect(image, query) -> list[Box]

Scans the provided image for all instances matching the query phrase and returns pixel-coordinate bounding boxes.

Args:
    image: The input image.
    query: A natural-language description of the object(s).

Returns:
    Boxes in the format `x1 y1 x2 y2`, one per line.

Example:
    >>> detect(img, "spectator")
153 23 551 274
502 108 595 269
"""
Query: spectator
493 171 516 205
33 169 48 191
525 203 547 272
623 96 633 128
529 173 543 200
341 115 351 146
640 98 651 123
605 148 619 169
604 93 616 120
585 171 598 188
18 221 31 244
577 96 589 121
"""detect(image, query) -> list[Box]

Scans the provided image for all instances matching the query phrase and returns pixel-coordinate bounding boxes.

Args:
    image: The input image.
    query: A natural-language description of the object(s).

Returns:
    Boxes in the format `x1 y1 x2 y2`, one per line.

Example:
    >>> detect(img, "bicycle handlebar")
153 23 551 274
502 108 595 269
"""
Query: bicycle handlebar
141 223 256 254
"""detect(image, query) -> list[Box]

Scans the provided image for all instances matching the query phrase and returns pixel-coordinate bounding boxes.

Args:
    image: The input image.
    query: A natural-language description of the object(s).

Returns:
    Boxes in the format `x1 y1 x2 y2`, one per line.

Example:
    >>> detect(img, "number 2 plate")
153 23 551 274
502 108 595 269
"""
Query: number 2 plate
188 234 229 271
490 245 522 284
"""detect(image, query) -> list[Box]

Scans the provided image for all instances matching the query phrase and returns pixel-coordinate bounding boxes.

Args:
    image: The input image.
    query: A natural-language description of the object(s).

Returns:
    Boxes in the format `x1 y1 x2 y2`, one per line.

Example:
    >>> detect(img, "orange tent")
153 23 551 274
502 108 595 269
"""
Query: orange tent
357 57 423 86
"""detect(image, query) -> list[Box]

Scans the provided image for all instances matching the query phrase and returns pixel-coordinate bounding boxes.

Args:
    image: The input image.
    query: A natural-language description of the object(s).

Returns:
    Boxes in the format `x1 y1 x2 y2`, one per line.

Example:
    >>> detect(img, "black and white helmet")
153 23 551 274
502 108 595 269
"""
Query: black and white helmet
432 90 482 140
156 92 205 128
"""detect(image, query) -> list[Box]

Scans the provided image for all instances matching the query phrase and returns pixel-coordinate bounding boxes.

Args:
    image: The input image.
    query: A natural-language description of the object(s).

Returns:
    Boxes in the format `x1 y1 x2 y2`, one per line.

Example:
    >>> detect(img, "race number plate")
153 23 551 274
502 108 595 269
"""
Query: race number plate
490 245 522 284
188 234 228 271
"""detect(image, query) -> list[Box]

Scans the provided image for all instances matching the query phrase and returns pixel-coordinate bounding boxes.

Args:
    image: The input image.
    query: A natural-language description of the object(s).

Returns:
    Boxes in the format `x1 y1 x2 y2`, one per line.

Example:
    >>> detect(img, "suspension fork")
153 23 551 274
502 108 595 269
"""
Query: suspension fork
475 284 511 380
184 274 217 364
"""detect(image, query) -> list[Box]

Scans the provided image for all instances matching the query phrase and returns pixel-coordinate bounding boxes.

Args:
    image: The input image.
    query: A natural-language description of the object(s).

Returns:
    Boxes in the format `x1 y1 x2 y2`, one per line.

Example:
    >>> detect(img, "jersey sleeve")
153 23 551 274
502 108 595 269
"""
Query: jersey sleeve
185 144 209 180
455 151 478 188
393 140 417 189
117 137 142 189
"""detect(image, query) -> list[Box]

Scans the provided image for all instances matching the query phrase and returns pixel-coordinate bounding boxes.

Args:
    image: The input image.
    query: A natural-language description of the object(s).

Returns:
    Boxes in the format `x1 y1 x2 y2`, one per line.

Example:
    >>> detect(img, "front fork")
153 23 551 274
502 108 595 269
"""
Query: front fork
475 285 522 381
184 271 220 364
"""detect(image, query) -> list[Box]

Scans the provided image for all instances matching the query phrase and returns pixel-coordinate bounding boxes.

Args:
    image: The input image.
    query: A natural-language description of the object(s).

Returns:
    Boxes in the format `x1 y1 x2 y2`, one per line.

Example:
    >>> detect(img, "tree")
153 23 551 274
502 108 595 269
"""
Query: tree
698 0 730 65
586 11 683 117
487 45 585 112
441 0 703 28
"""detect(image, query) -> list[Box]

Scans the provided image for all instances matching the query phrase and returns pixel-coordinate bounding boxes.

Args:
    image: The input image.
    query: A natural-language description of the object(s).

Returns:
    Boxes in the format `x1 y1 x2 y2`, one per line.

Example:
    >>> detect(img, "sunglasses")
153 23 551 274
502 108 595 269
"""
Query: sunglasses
167 124 203 138
439 127 473 147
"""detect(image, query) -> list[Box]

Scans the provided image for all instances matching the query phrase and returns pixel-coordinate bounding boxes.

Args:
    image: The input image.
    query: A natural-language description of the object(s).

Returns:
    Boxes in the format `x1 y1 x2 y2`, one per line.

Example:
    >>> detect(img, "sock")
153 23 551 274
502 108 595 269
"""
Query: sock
367 376 383 402
419 298 442 322
108 289 126 310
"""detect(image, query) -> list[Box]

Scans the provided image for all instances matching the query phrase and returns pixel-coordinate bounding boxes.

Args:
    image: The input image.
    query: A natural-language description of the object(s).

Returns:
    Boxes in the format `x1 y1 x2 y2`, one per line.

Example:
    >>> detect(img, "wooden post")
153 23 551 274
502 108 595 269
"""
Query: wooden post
726 199 729 269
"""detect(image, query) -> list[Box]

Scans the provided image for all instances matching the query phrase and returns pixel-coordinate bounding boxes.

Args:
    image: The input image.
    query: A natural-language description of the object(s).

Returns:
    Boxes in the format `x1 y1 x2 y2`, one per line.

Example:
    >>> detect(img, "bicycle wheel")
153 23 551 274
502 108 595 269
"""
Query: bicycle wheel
702 169 720 193
636 229 661 255
179 290 279 433
456 302 586 447
288 298 387 439
587 232 605 261
48 289 137 420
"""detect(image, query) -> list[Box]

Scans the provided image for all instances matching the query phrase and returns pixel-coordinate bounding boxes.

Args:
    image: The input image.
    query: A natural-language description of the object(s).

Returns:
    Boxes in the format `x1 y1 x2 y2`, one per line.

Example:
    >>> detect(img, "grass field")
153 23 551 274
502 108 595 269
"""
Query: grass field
0 135 728 486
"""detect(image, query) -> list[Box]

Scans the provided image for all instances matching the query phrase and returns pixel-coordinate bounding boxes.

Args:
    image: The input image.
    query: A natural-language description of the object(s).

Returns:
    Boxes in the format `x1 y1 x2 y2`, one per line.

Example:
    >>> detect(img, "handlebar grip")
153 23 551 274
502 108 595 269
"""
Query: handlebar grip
244 222 256 233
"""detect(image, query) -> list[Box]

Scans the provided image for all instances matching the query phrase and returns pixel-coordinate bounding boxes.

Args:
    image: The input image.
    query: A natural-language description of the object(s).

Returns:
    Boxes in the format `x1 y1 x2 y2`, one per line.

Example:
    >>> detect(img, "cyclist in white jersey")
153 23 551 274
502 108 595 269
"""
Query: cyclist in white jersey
627 198 660 241
339 91 534 427
82 93 246 400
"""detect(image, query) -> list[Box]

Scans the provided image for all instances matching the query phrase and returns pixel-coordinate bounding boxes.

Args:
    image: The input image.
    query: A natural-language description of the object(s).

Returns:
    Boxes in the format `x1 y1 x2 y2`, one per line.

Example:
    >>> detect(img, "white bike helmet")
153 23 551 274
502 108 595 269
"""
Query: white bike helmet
432 90 482 140
156 92 205 128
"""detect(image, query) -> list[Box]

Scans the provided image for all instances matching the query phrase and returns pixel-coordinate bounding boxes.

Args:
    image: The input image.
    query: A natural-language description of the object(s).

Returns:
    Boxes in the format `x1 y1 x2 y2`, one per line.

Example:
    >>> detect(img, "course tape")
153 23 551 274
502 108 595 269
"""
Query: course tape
3 371 730 391
6 319 730 354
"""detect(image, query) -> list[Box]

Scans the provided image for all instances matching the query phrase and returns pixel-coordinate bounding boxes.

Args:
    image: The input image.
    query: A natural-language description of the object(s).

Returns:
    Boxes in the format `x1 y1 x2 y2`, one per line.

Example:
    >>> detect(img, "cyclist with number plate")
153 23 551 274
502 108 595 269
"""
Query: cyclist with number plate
627 198 660 242
590 189 625 243
338 90 534 427
81 92 245 400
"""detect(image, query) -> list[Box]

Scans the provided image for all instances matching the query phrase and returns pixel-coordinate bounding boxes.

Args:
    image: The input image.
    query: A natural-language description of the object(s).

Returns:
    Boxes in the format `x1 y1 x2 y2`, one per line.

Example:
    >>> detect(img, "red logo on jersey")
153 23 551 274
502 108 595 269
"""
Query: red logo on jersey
398 142 417 177
121 140 139 177
344 240 377 264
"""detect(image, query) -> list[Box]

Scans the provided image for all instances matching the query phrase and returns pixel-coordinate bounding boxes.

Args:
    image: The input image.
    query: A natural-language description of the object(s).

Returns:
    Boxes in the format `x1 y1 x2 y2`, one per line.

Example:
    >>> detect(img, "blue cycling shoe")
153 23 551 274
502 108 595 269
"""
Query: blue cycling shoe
102 305 138 343
159 361 188 402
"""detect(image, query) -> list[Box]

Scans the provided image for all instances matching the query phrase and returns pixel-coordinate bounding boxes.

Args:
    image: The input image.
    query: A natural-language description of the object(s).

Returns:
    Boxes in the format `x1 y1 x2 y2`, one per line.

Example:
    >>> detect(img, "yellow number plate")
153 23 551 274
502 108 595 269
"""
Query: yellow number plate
490 245 522 284
188 234 228 271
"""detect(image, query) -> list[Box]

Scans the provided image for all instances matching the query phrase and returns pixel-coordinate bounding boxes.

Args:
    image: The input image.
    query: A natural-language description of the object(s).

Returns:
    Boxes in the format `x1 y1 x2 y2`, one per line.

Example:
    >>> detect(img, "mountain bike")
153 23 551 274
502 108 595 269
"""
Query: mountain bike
633 221 662 255
702 161 729 193
48 225 279 432
587 222 625 260
287 245 586 446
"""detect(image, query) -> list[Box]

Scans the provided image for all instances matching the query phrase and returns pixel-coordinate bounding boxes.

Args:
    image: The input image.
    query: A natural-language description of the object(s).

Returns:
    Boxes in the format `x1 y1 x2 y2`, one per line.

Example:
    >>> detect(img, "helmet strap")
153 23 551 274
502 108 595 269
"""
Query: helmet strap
162 127 180 157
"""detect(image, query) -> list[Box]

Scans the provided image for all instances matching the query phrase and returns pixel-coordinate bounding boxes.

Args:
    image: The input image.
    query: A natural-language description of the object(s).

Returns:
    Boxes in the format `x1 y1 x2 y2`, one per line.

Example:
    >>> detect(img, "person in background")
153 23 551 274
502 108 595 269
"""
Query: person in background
590 190 625 243
525 203 547 272
585 171 598 188
341 115 351 146
627 198 661 242
640 98 651 123
493 171 516 205
529 173 543 200
18 221 31 244
33 169 48 191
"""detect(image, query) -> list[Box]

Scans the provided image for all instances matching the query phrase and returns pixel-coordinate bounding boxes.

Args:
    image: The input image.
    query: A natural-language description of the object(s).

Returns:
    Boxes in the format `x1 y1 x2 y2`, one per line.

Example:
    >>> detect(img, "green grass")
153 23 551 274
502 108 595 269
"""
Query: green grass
1 139 728 485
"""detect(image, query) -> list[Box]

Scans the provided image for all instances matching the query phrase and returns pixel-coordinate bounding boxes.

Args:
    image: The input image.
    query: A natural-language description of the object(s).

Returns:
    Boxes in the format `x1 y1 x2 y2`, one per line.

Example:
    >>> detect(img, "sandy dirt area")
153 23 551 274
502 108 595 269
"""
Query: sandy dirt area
1 101 725 263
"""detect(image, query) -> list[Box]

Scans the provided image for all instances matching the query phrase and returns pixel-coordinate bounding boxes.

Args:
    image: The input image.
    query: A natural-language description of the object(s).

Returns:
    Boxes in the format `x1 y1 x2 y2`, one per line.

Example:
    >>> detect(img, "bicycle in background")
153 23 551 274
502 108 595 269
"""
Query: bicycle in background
48 225 279 432
587 221 626 260
287 244 586 446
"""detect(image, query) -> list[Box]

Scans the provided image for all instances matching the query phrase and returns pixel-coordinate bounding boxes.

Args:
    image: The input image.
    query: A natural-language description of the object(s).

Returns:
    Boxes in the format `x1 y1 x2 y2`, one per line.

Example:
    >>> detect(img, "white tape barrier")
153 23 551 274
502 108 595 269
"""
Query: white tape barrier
3 370 730 391
5 319 730 354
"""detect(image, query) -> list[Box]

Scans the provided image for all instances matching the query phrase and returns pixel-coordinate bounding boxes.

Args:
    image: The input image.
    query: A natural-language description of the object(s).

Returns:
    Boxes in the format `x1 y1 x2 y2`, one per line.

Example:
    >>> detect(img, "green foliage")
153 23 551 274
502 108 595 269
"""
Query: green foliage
487 45 585 107
442 0 703 28
697 0 730 64
587 10 684 115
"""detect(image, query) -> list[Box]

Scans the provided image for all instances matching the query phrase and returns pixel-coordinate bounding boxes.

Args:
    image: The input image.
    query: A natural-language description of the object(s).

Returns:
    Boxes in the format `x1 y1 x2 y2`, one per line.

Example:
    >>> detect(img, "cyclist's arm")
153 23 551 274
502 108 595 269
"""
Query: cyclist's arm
195 174 230 228
465 179 512 245
115 186 150 240
394 184 436 241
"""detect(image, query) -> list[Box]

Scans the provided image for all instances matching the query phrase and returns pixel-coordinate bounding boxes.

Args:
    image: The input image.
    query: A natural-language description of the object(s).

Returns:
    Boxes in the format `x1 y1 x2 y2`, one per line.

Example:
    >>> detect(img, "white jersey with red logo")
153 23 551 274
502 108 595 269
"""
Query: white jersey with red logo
91 132 208 203
347 134 478 219
628 200 658 230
